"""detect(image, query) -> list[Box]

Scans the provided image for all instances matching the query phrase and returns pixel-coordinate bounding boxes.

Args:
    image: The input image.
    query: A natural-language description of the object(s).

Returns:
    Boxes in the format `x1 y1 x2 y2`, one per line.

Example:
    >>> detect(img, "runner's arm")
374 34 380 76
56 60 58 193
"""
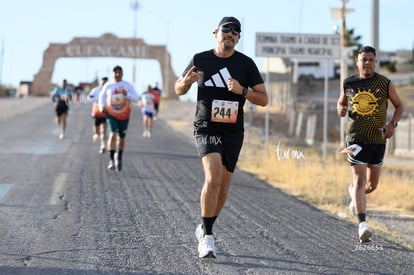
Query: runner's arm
388 82 404 124
337 91 348 117
98 89 107 112
175 66 202 96
244 83 268 107
126 85 140 102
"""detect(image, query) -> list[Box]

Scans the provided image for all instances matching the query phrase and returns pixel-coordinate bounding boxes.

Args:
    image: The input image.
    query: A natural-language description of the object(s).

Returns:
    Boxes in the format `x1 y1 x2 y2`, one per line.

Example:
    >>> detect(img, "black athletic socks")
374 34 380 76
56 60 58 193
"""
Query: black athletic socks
202 217 216 235
109 150 115 161
357 213 366 223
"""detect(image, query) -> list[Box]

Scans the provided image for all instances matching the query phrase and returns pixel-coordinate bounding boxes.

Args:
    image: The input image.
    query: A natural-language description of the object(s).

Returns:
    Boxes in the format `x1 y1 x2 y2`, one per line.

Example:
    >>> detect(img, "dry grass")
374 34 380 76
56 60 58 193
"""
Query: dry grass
369 169 414 211
238 138 414 249
238 139 414 216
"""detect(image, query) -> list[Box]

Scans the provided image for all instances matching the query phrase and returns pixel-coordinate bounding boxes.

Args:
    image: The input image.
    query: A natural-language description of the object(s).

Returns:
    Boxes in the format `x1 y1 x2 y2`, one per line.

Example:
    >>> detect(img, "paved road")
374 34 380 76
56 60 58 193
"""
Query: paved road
0 99 413 274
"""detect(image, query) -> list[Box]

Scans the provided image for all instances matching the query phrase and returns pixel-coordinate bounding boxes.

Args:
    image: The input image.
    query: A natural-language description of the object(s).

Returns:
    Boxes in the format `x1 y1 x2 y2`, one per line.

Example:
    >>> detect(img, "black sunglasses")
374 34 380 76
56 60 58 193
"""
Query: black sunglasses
220 26 240 36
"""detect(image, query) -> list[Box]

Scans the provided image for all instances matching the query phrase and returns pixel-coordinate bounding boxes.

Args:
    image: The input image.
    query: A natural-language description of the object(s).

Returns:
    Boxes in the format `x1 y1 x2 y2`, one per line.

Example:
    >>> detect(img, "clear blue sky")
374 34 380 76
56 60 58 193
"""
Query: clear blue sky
0 0 412 99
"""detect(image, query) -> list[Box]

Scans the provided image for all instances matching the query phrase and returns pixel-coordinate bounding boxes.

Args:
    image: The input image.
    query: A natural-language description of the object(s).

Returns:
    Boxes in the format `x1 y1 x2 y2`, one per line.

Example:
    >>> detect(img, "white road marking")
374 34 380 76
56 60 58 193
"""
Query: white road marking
0 183 12 201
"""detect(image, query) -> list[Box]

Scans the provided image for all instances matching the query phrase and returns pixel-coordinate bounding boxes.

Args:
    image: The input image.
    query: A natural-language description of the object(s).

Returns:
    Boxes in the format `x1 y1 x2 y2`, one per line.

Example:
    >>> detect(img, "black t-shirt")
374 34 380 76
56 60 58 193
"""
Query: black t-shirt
182 50 264 135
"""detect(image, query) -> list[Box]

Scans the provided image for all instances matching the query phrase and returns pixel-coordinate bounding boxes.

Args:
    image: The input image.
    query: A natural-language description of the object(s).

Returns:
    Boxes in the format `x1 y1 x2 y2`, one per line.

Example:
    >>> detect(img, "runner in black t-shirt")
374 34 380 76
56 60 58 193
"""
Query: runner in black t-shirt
175 16 268 259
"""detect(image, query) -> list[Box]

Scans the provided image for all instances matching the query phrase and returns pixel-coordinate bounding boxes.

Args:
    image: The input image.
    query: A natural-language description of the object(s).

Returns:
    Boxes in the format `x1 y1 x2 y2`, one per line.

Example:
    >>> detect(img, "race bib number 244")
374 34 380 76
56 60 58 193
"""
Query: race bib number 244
211 100 238 123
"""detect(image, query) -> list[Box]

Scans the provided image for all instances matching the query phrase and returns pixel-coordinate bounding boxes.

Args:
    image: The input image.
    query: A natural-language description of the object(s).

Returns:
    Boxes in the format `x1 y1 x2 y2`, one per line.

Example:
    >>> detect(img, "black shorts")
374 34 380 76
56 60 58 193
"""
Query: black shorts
194 129 244 173
346 142 386 166
94 117 107 127
55 105 68 117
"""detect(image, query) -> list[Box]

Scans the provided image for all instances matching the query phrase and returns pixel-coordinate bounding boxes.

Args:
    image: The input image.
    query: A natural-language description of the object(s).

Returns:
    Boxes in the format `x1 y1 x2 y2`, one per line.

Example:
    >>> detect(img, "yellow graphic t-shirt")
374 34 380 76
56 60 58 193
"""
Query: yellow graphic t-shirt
343 73 390 144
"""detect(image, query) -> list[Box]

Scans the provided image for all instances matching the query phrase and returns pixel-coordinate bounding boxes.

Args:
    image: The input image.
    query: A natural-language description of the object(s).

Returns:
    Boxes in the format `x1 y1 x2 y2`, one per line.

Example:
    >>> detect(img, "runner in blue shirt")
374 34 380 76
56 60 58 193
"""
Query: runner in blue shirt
51 79 72 139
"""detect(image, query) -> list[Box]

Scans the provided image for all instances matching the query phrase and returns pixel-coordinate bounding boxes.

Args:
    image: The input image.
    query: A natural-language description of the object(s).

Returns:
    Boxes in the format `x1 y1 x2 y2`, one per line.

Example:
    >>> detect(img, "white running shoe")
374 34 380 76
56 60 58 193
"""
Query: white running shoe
198 235 216 258
195 224 204 243
107 160 115 171
142 130 152 138
93 133 99 142
195 224 216 258
348 184 356 216
59 133 65 140
358 222 372 243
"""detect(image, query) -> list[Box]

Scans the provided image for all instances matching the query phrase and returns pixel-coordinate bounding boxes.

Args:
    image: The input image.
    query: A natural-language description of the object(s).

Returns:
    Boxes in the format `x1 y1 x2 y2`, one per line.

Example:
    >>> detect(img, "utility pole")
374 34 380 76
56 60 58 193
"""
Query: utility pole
340 0 348 49
339 0 348 148
331 0 354 147
371 0 379 49
130 0 140 86
371 0 379 71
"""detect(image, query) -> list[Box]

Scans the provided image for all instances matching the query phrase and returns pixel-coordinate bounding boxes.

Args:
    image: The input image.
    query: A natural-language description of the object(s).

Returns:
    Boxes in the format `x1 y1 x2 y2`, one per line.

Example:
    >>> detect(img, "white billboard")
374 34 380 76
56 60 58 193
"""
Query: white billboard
256 33 341 59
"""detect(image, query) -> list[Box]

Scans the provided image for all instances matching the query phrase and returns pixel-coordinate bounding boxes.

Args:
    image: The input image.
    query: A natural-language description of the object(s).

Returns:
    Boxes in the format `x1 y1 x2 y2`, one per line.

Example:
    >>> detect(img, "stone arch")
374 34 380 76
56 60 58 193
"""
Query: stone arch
32 33 177 98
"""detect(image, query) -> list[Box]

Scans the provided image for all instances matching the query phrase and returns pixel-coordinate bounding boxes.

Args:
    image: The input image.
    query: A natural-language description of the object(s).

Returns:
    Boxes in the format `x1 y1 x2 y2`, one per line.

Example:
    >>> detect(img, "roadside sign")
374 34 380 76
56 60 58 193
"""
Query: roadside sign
256 33 341 59
256 32 341 161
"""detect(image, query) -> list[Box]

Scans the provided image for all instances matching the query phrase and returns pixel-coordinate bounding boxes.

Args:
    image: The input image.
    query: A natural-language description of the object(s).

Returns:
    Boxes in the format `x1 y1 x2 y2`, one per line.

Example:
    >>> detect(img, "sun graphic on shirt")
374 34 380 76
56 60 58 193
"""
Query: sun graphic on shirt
351 89 379 116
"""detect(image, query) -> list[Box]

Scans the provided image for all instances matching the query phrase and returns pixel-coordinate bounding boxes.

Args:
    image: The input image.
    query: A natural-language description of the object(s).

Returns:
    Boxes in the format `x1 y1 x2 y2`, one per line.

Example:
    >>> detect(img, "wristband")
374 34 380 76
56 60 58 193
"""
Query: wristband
242 87 248 97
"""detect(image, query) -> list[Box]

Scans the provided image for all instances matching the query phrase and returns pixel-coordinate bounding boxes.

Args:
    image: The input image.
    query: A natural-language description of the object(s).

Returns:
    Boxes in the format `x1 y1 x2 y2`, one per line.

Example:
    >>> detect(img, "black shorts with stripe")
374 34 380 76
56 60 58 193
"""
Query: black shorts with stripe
347 142 386 166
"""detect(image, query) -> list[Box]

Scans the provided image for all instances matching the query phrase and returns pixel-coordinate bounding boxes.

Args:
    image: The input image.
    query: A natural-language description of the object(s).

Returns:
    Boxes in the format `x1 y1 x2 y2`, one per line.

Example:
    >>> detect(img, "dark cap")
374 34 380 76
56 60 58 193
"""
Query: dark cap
218 16 241 32
113 65 123 72
101 77 108 82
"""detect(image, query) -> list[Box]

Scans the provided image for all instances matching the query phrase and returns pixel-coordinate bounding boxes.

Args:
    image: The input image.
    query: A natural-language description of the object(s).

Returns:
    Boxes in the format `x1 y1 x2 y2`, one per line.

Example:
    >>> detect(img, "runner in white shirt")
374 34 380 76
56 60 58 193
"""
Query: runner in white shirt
88 77 108 154
98 66 139 172
139 85 156 138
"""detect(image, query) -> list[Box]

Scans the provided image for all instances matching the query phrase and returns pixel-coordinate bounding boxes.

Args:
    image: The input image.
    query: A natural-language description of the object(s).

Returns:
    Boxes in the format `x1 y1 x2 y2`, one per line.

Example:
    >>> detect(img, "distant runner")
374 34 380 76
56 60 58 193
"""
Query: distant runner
88 77 108 154
99 66 139 172
51 79 72 139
